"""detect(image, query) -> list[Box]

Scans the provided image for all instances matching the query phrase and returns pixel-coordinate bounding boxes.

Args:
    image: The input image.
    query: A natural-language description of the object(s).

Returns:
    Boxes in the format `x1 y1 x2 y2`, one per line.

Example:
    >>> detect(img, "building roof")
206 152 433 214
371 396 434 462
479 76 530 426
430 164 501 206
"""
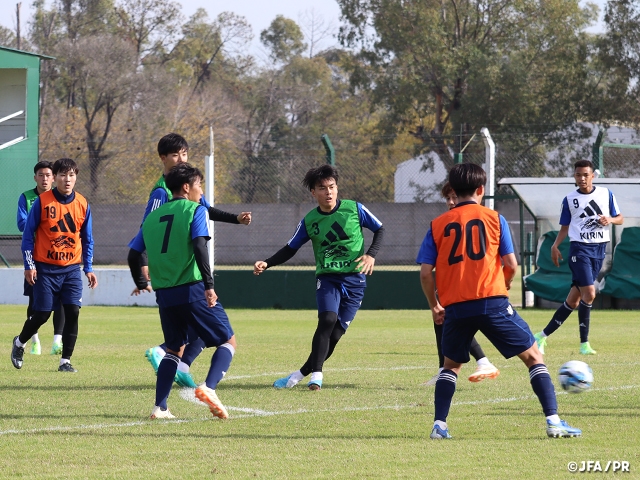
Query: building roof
0 45 55 60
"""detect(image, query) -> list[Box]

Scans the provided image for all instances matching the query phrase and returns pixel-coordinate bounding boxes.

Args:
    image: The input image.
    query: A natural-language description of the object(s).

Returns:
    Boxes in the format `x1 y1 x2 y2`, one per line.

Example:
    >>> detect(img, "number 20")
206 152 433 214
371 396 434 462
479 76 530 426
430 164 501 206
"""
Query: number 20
444 220 487 265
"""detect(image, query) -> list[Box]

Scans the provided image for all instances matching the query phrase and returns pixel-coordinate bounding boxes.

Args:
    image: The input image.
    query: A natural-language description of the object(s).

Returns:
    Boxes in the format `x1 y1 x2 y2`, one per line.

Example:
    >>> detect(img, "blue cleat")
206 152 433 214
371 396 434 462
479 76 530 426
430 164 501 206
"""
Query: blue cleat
145 346 164 375
273 375 296 389
175 371 198 388
308 379 322 391
430 425 452 439
546 419 581 438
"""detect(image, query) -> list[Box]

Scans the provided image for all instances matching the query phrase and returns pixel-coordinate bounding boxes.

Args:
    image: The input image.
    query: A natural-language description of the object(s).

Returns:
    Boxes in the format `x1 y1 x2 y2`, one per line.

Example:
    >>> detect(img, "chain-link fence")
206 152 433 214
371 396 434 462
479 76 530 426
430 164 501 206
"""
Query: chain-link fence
1 127 637 272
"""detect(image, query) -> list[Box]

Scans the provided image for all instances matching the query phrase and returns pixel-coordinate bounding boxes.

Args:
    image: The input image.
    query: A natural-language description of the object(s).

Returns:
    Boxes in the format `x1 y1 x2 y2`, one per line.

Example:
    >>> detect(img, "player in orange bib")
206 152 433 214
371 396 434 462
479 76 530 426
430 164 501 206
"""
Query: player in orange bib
11 158 97 373
418 163 581 439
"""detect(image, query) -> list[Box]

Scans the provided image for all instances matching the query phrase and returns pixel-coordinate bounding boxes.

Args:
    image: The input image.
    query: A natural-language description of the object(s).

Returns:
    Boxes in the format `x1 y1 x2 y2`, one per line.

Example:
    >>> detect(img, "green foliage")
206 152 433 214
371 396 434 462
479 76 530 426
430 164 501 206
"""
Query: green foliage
260 15 307 63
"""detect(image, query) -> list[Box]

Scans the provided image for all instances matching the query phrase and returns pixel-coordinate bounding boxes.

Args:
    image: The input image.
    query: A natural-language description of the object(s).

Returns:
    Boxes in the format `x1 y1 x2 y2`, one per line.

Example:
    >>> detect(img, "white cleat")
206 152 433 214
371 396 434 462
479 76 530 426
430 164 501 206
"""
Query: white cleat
468 364 500 383
150 406 175 419
195 385 229 419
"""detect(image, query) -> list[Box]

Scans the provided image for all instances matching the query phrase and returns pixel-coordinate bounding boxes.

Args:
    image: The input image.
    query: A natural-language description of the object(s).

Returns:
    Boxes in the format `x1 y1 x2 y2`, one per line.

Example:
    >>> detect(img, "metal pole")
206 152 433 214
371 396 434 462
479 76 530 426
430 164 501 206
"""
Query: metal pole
205 126 215 272
480 127 495 210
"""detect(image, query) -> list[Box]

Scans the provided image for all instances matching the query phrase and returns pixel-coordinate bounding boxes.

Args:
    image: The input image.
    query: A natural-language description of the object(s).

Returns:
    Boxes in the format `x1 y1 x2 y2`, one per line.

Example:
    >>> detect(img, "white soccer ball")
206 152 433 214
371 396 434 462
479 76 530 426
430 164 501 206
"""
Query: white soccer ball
558 360 593 394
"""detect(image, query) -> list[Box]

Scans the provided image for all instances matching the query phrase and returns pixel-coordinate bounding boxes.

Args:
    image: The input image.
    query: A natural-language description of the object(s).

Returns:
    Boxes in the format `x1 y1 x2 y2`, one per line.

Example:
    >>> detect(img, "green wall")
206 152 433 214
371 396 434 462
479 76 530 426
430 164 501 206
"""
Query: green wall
214 270 430 310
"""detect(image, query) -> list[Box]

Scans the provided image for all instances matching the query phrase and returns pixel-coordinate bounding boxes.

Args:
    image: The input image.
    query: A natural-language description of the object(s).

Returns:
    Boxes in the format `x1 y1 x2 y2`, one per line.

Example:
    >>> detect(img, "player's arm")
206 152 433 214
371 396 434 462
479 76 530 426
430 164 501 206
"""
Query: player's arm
551 225 569 268
207 206 252 225
497 214 518 289
192 205 217 306
599 190 624 226
16 194 28 233
356 203 384 275
253 219 306 275
127 233 151 295
420 263 445 325
501 253 518 291
80 204 97 289
21 198 41 285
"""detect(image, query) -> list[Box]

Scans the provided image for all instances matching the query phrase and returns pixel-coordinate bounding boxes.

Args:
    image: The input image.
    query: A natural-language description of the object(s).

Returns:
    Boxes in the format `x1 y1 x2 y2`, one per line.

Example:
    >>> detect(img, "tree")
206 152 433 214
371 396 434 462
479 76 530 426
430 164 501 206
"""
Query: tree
260 15 307 63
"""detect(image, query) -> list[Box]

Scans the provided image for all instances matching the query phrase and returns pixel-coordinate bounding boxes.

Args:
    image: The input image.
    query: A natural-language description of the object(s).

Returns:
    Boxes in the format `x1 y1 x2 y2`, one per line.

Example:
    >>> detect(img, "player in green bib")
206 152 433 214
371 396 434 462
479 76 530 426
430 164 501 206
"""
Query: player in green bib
16 161 65 356
254 165 385 390
129 163 236 420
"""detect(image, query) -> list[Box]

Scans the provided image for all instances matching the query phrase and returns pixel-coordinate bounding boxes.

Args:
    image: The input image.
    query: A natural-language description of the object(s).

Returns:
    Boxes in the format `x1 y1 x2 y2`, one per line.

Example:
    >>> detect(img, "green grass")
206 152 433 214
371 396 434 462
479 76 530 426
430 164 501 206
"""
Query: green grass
1 306 638 479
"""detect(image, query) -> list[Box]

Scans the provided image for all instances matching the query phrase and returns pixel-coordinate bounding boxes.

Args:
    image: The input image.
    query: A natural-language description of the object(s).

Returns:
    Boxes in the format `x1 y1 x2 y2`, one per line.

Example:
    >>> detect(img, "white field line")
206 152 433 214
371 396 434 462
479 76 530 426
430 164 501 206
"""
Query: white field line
1 383 637 436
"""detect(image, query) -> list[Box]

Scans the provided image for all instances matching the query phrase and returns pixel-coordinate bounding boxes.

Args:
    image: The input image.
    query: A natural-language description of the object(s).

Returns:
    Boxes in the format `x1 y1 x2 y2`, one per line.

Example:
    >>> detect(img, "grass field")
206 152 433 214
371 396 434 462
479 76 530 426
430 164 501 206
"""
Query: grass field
1 305 639 479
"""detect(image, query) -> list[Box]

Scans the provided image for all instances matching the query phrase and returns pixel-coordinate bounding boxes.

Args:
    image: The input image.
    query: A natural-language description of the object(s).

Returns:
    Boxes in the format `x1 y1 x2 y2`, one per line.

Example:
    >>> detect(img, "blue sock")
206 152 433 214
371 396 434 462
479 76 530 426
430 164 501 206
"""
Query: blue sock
159 343 167 352
434 369 457 422
205 344 235 389
156 353 179 409
543 302 573 336
529 364 557 416
182 337 206 366
578 300 592 343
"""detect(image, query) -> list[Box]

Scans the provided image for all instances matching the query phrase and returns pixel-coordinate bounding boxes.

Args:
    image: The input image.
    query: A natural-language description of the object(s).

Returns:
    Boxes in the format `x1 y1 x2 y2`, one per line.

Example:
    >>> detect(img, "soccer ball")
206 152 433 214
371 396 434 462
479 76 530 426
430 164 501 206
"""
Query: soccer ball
558 360 593 394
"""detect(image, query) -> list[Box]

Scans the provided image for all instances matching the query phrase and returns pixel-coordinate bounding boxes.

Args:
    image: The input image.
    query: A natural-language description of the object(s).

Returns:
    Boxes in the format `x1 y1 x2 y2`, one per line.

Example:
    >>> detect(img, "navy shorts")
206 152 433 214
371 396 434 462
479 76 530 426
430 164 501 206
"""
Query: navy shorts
32 267 83 311
442 298 535 363
316 273 366 331
23 279 33 297
159 299 234 352
569 255 604 288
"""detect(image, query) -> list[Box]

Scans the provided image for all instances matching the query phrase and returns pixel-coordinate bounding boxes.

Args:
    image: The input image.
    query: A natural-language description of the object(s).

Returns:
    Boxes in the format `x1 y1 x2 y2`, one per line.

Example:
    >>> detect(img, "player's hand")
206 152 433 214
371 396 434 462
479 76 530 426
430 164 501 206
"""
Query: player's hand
86 272 98 289
551 245 563 268
432 303 445 325
141 266 150 281
598 215 611 226
355 254 375 275
205 288 218 307
131 285 152 296
238 212 252 225
254 261 267 275
24 269 37 286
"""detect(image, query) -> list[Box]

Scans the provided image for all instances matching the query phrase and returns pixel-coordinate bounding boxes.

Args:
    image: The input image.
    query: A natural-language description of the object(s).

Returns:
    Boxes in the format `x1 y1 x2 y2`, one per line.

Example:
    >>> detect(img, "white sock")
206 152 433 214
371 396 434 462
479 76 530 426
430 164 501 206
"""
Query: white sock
15 338 26 348
476 357 491 367
290 370 304 382
434 420 447 430
538 331 547 338
53 334 62 344
31 334 40 343
60 358 70 366
310 371 323 383
547 414 560 424
177 361 190 373
156 347 166 359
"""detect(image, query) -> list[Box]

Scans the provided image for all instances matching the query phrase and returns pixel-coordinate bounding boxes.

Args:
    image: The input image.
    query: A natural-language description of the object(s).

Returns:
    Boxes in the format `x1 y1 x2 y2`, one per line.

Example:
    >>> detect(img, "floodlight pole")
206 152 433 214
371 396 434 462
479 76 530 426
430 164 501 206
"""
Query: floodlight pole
205 125 215 271
481 127 495 210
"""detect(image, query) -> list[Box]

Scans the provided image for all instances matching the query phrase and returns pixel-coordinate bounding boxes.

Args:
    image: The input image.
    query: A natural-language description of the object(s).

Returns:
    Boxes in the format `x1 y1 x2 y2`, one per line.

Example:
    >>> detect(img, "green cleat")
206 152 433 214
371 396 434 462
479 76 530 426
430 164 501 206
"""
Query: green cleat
50 341 63 355
30 340 41 355
175 371 198 388
580 342 597 355
534 332 547 355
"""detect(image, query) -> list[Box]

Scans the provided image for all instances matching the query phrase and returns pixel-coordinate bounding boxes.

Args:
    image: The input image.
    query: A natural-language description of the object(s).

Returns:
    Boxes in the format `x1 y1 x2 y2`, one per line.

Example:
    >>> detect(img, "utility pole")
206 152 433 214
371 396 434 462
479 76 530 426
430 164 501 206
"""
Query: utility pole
16 3 22 50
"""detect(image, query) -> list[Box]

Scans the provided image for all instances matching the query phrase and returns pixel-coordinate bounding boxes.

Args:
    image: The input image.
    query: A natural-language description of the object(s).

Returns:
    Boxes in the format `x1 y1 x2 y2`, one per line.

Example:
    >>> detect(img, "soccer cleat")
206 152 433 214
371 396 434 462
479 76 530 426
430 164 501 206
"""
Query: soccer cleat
430 425 452 439
308 379 322 391
58 363 77 373
11 336 24 369
580 342 597 355
145 346 164 375
30 340 41 355
195 385 229 419
150 406 175 419
422 372 440 386
175 370 198 388
273 374 300 389
546 419 582 438
534 332 548 355
50 341 63 355
468 364 500 383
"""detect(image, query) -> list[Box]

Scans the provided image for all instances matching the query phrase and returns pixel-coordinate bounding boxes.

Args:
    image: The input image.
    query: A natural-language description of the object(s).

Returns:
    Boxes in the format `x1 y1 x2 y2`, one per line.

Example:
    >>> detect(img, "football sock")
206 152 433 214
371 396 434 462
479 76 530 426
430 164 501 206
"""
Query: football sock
529 364 557 416
156 353 180 409
476 356 491 367
53 334 62 344
433 322 444 368
181 337 206 367
543 302 574 336
434 420 447 430
469 337 486 361
205 343 235 390
31 333 40 343
60 358 70 366
300 311 339 376
434 369 457 422
310 371 323 383
52 304 65 336
546 414 561 424
578 300 592 343
15 337 26 348
61 304 79 360
177 361 190 373
289 370 304 382
324 323 345 362
158 343 168 353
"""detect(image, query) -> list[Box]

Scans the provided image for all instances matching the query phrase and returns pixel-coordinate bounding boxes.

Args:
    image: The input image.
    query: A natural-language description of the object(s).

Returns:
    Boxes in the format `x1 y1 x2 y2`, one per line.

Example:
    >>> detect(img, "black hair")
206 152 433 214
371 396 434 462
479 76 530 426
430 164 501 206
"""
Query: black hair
165 163 203 194
574 159 595 171
158 133 189 156
448 163 486 197
441 181 455 198
33 161 53 174
52 158 79 175
302 164 339 191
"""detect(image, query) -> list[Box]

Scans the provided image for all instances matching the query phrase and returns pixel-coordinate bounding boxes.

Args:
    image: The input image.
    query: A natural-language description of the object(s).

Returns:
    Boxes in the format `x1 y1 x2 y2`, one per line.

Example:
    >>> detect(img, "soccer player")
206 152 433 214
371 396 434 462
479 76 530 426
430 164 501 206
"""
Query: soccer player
418 163 580 439
533 160 623 356
127 133 250 388
12 158 98 373
254 164 384 390
423 182 499 386
16 161 66 356
129 163 236 420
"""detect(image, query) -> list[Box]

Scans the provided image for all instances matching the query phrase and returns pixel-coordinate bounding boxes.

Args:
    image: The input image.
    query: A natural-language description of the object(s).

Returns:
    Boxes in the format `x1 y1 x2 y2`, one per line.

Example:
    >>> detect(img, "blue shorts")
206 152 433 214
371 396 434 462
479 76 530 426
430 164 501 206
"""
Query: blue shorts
23 279 33 297
316 273 366 331
569 255 604 288
32 267 83 311
442 297 535 363
159 300 234 352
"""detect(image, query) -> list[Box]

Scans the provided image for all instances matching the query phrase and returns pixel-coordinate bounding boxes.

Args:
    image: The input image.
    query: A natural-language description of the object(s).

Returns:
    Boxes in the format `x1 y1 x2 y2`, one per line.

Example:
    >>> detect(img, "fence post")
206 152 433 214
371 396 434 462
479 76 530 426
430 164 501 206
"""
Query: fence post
453 153 463 164
592 129 604 177
321 134 335 165
481 127 495 210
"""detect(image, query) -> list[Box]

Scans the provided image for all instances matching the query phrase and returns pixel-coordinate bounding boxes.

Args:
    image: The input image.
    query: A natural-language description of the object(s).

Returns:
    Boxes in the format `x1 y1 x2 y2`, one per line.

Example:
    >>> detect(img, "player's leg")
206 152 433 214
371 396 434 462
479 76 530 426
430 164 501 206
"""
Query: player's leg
424 321 444 386
174 331 205 388
12 310 51 369
324 322 346 363
145 343 167 375
577 255 601 354
533 286 579 354
26 291 41 355
467 337 500 383
50 300 65 355
295 311 338 390
57 268 84 372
